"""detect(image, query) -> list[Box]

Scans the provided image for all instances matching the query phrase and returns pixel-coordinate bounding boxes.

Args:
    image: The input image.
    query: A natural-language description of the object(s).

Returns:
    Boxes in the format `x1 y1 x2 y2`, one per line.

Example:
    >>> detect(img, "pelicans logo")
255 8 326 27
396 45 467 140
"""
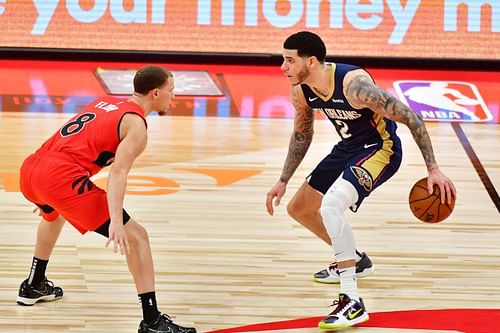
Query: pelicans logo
350 166 373 192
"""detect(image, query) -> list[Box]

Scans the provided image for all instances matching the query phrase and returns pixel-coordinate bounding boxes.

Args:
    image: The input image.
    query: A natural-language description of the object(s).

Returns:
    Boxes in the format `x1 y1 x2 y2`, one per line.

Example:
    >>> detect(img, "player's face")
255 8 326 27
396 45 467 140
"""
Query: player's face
154 76 175 113
281 49 310 86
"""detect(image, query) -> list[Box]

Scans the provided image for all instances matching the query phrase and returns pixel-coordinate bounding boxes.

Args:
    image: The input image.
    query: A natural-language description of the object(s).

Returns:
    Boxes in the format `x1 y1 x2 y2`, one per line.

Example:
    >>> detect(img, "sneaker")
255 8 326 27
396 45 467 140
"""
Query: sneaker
17 278 63 306
138 313 196 333
318 293 369 329
313 252 374 284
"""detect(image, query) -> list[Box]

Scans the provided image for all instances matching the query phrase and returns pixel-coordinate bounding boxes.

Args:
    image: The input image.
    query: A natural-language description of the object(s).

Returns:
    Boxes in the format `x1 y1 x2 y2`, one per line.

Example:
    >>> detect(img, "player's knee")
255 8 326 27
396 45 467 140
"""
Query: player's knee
135 225 149 246
287 199 309 221
126 221 149 247
286 200 299 219
322 179 358 213
320 179 357 239
320 204 344 239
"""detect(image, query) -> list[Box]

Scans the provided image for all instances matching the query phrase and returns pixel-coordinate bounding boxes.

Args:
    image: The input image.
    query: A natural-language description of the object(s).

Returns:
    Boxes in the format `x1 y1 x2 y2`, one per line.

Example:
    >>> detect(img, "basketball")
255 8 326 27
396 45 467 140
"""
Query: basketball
409 177 455 223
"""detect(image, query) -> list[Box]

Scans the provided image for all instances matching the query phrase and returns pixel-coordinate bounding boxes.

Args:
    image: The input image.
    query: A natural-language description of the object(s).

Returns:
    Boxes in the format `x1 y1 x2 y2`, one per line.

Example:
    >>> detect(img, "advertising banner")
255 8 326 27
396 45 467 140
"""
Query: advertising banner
0 1 498 60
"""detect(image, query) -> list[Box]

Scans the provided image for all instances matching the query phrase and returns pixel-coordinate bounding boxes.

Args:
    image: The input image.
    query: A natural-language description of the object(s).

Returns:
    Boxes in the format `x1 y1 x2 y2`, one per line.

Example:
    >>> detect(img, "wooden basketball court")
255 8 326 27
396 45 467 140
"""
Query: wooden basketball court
0 60 499 332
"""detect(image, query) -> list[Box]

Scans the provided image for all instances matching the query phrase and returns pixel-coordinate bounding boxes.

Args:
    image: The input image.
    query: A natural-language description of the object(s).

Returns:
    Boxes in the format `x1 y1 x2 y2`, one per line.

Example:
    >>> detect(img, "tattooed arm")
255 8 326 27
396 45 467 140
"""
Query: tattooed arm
266 86 314 215
344 71 437 171
344 70 456 203
279 86 315 183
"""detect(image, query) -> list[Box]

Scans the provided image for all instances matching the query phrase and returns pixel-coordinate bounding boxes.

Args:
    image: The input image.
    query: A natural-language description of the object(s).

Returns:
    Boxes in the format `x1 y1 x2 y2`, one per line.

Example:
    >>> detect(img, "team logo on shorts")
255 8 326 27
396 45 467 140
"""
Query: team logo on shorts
72 176 94 195
393 80 492 122
350 166 373 192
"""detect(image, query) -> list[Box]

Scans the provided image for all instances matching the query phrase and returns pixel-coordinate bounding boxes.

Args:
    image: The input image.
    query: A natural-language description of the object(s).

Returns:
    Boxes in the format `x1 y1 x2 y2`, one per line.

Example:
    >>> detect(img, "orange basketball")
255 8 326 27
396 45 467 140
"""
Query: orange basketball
409 177 455 223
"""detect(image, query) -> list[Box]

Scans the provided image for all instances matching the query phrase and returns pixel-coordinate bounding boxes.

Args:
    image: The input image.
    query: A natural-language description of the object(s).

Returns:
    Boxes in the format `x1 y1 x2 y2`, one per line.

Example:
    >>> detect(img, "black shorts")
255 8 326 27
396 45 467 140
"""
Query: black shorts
93 210 131 238
308 141 402 212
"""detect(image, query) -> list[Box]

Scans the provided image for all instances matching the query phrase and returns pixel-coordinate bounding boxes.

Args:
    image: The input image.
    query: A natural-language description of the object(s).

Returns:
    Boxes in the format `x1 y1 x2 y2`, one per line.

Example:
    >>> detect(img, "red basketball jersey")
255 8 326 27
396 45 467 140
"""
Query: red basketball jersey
37 97 146 176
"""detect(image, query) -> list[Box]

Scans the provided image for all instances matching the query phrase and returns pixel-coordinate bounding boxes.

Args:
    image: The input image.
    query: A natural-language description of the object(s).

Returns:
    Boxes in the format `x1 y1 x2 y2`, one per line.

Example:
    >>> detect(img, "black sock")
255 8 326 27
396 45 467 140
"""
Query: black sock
139 291 160 325
27 257 48 287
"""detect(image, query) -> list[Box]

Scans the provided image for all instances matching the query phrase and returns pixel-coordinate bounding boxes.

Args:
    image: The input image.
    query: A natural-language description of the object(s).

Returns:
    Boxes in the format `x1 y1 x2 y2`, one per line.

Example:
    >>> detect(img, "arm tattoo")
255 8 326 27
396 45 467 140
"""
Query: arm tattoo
280 91 314 183
347 75 437 169
402 107 438 169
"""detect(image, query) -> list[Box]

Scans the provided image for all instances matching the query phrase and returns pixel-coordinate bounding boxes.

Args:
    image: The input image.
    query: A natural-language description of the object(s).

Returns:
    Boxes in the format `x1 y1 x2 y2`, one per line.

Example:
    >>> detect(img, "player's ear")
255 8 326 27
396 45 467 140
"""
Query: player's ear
309 56 317 67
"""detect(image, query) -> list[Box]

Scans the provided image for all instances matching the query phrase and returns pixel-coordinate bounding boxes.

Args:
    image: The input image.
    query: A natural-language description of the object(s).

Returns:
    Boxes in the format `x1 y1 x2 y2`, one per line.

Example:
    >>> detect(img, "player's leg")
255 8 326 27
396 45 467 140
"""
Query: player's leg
318 143 402 329
123 219 154 293
124 220 186 333
17 154 65 305
89 197 196 333
288 149 374 284
288 186 374 284
287 181 330 244
33 212 65 260
72 179 196 332
17 210 65 306
94 217 196 333
318 177 368 329
53 175 192 332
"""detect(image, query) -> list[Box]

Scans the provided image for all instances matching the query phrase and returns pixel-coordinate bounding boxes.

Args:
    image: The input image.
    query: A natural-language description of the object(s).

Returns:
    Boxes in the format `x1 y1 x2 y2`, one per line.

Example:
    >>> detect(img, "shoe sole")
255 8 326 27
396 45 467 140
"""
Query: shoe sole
17 294 62 306
318 313 369 329
313 266 375 284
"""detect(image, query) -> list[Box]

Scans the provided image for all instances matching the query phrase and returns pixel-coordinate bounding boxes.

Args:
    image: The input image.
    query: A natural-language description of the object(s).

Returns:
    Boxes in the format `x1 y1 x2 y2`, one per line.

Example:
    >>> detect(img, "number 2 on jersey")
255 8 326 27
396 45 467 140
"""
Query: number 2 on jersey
335 120 351 139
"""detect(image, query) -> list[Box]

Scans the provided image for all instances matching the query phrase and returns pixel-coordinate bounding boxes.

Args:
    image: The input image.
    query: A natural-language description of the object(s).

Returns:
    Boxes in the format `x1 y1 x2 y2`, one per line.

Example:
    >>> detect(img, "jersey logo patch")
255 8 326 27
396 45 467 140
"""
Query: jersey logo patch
350 166 373 192
393 80 492 123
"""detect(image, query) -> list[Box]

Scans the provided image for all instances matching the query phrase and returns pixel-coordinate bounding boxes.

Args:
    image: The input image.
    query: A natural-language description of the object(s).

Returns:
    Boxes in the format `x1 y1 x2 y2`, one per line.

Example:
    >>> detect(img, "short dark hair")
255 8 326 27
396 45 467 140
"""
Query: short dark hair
283 31 326 63
133 65 172 95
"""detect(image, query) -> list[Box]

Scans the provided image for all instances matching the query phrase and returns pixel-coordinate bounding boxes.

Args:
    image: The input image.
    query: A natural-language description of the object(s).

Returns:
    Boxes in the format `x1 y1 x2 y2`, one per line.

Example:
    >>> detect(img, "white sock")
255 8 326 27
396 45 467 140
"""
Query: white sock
338 266 359 301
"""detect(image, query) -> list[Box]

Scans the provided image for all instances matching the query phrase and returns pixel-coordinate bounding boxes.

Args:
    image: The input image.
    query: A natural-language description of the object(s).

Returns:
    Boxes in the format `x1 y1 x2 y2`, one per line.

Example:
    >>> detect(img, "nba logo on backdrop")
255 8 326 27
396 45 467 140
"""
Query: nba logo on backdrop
393 81 492 122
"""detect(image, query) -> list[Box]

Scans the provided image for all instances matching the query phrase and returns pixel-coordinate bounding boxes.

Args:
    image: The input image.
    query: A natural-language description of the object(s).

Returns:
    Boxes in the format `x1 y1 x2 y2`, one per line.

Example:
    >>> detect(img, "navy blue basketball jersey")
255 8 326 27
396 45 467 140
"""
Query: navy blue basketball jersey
301 63 400 151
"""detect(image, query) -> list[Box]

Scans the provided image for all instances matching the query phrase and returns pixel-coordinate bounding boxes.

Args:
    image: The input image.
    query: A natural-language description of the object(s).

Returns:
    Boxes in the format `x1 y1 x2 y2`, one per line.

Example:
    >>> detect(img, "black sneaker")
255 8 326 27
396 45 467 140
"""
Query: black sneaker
17 278 63 306
138 313 196 333
318 293 369 329
313 252 374 284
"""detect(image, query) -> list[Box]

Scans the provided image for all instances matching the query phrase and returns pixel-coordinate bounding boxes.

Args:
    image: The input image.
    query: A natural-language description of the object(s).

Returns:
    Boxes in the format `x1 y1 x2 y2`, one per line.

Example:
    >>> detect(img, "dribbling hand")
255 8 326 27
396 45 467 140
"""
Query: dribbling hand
427 168 457 205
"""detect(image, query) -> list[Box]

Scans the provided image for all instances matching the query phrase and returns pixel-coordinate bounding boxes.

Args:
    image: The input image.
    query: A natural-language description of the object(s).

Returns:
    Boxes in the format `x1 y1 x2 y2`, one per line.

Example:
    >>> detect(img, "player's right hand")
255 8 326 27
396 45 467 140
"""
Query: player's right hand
266 181 287 216
427 168 456 205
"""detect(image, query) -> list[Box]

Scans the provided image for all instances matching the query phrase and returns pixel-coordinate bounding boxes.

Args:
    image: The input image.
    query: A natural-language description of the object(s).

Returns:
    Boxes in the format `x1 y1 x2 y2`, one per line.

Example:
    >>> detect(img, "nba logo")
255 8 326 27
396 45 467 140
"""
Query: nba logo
393 81 492 122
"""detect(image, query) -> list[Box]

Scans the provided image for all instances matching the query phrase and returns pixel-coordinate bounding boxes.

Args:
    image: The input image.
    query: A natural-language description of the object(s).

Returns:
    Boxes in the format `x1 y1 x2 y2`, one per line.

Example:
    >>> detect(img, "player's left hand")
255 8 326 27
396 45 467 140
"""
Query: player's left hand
427 168 456 205
105 221 130 255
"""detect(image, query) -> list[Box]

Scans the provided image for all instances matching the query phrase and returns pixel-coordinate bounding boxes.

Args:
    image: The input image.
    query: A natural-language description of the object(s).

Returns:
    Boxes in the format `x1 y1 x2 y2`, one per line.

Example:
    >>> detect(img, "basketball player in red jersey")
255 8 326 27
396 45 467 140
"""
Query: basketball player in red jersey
265 32 456 329
17 66 196 333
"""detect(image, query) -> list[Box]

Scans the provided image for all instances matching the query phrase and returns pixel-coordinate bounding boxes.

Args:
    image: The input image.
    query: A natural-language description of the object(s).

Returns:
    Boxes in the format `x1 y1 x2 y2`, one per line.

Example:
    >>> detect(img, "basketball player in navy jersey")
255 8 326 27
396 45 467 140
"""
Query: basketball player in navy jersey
265 31 456 329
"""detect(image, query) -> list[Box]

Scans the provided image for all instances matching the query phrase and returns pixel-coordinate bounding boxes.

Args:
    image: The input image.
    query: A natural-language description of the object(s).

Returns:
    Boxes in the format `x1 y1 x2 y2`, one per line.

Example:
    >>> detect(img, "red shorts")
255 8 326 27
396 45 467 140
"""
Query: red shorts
20 152 110 234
